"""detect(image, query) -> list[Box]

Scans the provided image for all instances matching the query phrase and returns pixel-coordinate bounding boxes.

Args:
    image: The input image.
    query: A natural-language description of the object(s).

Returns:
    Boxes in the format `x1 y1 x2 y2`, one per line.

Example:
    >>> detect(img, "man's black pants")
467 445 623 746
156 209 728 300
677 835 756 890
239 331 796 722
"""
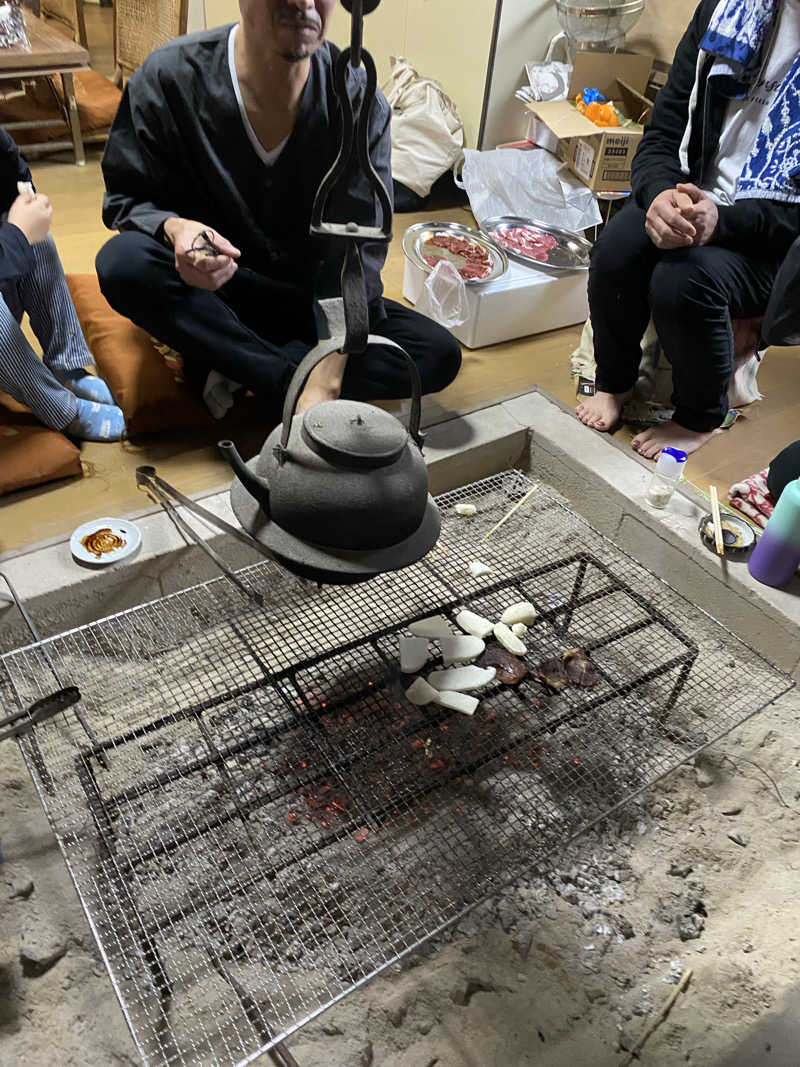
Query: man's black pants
588 204 781 431
96 231 462 406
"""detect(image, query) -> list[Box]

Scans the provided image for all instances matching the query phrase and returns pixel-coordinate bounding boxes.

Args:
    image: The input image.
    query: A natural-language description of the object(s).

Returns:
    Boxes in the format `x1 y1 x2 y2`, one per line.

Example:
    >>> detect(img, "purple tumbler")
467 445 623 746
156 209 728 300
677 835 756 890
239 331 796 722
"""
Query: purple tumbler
748 477 800 588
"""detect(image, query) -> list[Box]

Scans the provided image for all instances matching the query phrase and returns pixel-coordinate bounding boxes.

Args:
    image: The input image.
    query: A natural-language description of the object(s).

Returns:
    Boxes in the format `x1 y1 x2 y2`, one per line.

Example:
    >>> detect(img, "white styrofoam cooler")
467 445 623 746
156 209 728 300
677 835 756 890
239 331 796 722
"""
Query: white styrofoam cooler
402 255 588 349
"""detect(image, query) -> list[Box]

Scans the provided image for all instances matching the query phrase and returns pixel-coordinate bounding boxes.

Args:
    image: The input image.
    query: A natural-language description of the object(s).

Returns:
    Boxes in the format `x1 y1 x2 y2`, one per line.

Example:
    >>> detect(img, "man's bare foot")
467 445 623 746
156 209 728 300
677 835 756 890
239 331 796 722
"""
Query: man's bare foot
295 350 349 415
631 420 718 459
576 389 632 431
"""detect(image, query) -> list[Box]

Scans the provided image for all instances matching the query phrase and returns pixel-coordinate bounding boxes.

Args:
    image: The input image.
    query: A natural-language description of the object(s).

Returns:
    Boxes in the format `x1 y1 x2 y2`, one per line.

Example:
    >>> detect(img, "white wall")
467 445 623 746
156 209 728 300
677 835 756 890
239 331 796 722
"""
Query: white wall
480 0 560 148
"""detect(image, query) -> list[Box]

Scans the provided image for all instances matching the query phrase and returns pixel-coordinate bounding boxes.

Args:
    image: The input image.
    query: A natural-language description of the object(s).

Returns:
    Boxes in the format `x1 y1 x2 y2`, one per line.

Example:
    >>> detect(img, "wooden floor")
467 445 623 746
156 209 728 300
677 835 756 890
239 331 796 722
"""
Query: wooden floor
1 8 799 555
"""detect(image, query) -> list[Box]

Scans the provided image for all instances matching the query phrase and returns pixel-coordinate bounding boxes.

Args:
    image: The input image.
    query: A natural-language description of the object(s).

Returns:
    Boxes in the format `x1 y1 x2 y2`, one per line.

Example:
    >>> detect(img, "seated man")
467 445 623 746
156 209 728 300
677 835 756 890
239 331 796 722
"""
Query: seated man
96 0 462 417
577 0 800 457
0 130 123 441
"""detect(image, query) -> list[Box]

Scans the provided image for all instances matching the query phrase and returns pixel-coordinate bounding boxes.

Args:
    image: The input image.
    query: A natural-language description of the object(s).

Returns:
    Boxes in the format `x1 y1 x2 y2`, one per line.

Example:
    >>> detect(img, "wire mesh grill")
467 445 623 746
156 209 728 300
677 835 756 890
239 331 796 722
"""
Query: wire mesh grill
0 471 793 1066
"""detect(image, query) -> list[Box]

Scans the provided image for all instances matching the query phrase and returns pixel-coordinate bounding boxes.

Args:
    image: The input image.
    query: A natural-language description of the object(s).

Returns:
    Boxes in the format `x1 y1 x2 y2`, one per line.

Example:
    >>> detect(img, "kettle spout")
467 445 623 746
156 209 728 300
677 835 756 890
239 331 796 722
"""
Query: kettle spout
218 440 271 513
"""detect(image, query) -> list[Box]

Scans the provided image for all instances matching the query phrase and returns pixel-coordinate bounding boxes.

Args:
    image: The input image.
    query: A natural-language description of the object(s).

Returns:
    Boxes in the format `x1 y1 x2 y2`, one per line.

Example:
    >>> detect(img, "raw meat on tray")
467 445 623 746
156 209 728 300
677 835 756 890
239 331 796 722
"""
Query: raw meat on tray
495 226 558 262
422 233 492 281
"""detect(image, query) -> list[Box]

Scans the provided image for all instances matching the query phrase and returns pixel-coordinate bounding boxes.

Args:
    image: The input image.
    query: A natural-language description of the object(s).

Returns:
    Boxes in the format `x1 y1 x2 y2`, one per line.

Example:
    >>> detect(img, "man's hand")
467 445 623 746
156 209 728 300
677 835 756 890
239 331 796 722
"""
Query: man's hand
645 188 696 249
8 193 52 244
163 217 241 290
676 183 719 246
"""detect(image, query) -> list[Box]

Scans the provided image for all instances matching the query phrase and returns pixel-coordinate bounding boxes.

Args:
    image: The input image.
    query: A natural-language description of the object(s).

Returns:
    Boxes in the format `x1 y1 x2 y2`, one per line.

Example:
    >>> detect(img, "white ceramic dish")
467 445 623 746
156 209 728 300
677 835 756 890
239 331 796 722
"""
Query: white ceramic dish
70 517 142 566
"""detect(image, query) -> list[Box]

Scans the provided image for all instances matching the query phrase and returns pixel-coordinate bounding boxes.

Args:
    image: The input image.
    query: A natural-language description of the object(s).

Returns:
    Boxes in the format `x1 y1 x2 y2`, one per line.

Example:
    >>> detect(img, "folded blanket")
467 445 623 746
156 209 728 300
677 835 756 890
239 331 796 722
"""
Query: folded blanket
728 468 774 528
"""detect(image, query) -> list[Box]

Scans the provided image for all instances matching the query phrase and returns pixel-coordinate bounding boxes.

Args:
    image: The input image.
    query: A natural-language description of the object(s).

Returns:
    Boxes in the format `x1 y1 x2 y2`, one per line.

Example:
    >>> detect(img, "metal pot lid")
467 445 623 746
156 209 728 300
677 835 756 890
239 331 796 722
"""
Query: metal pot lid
302 399 408 468
402 221 508 285
230 455 441 583
480 216 591 272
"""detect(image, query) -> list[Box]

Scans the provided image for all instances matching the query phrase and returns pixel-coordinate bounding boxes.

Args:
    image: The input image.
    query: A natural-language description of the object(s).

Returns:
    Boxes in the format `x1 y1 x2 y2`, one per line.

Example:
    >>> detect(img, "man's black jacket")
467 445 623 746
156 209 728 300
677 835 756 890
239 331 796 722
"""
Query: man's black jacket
0 127 34 284
631 0 800 258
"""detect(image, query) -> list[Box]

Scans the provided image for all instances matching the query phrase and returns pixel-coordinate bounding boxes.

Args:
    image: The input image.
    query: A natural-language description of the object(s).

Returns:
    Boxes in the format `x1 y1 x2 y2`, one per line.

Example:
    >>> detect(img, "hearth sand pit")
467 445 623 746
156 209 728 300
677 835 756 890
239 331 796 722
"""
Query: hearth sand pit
0 471 793 1066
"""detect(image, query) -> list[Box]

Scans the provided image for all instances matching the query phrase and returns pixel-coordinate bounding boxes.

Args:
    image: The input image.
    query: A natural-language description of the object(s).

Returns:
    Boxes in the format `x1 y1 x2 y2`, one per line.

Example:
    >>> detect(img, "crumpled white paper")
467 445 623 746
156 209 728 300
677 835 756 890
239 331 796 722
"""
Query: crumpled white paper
456 147 601 233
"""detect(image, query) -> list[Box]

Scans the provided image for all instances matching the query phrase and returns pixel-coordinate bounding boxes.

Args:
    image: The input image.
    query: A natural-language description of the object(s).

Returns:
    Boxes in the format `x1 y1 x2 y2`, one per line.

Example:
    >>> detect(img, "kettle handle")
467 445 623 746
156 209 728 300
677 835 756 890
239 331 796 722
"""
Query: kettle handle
279 334 424 452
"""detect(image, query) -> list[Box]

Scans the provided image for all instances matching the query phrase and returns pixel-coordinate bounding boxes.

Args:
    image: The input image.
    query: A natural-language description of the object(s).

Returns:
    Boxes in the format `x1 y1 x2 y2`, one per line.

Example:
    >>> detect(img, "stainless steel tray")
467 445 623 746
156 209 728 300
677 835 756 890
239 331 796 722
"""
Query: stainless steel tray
402 221 508 285
480 215 591 272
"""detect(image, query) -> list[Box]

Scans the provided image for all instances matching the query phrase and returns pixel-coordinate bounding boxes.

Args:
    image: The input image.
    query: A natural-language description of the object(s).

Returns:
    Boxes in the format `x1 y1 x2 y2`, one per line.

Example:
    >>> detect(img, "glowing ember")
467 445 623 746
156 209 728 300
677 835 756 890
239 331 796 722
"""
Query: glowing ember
354 827 370 842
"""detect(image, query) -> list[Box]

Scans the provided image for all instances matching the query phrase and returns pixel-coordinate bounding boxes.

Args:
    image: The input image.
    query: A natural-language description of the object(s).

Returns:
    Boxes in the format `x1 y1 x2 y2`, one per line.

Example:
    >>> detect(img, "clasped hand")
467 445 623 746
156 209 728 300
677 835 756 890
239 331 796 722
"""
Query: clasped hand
645 183 718 250
164 217 241 290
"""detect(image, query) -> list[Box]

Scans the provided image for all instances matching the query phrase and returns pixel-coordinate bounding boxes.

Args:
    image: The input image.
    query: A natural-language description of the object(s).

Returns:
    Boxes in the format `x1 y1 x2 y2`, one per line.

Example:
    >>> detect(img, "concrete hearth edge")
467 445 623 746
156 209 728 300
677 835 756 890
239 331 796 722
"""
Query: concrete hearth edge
1 389 798 682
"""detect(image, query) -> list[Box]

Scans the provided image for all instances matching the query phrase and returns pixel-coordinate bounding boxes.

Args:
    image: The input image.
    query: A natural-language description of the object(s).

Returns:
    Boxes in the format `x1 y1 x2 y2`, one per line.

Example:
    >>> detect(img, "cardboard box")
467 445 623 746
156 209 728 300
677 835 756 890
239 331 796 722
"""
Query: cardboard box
526 52 654 193
403 256 588 350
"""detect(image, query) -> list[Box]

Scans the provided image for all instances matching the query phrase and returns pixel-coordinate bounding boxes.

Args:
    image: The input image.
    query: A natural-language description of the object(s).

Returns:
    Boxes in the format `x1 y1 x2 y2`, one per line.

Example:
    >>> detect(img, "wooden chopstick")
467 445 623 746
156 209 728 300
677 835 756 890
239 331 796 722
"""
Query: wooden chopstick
709 485 725 556
482 489 535 541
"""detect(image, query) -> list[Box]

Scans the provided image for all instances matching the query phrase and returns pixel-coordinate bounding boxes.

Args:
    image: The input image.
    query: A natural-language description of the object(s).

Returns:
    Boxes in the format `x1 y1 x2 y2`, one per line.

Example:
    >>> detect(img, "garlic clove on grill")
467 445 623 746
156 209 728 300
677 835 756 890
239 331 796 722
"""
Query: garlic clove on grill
399 637 430 673
409 615 453 639
427 665 496 691
439 635 485 667
511 623 528 637
493 623 526 655
455 609 495 640
405 677 439 705
454 503 477 517
499 601 537 626
434 690 479 716
468 561 492 578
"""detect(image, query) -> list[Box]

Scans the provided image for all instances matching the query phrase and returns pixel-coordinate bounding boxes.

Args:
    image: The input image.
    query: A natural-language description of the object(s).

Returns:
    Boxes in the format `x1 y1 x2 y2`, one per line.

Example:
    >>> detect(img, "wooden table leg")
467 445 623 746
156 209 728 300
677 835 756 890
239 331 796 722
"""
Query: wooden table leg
60 71 85 166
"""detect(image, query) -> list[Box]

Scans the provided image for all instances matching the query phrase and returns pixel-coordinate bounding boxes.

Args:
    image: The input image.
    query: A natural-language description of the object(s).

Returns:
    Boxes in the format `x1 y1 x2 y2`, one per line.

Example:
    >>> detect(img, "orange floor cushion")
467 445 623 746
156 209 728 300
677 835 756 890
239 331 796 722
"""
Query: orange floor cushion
0 69 121 145
66 274 220 436
0 393 82 496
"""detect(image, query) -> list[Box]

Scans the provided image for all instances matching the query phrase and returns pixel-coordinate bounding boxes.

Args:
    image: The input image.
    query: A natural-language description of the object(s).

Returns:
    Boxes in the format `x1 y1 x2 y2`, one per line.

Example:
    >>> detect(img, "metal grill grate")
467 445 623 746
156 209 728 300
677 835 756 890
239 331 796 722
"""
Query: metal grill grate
1 472 793 1066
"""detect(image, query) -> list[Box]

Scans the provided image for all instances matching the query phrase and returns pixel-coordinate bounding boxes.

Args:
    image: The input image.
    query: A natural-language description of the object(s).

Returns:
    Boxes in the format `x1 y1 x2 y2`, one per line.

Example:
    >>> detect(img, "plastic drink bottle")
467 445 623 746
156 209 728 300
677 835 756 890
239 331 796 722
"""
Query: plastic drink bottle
646 447 688 509
748 476 800 588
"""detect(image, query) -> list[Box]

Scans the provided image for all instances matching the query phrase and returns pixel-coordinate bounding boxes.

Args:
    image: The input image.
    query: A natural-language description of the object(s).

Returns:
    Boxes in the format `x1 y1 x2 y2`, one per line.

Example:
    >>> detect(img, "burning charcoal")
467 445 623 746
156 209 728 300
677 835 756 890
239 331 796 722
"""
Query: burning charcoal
480 645 528 685
427 665 496 692
493 623 526 655
562 648 599 689
499 601 537 626
536 657 569 690
439 635 485 666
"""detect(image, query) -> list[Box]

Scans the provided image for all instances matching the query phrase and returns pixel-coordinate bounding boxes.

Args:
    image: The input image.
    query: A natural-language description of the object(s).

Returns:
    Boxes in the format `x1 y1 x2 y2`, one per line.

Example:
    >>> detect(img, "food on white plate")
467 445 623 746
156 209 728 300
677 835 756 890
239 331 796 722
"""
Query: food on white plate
428 665 496 691
500 601 537 626
399 637 430 673
562 648 599 689
454 503 477 517
456 609 494 639
405 677 439 705
480 645 527 685
434 690 479 716
493 622 526 656
536 656 569 690
422 233 492 281
468 561 492 578
494 225 558 262
409 615 452 639
511 623 528 637
439 635 485 667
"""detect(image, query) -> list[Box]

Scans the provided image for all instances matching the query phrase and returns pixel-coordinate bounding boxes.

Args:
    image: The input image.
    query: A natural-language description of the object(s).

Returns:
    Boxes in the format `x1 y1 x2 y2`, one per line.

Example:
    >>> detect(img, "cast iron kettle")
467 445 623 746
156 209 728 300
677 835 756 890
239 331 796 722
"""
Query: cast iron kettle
220 336 441 585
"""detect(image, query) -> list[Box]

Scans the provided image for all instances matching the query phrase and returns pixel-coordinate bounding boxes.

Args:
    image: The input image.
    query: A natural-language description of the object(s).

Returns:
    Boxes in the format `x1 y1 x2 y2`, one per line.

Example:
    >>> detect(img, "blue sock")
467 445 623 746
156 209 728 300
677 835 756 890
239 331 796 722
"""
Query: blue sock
56 368 115 406
65 398 125 442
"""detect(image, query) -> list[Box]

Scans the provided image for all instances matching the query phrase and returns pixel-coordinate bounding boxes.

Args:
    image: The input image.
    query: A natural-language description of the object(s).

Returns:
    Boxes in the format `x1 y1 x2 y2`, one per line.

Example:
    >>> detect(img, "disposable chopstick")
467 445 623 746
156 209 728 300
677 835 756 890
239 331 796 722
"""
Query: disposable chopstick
709 485 725 557
482 489 535 541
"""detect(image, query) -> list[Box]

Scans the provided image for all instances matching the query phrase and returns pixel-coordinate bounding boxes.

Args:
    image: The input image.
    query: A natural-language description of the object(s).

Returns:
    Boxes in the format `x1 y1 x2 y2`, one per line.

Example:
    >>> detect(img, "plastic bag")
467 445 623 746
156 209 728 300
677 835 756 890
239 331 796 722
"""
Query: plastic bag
456 148 601 232
415 260 469 328
384 57 464 199
0 0 28 50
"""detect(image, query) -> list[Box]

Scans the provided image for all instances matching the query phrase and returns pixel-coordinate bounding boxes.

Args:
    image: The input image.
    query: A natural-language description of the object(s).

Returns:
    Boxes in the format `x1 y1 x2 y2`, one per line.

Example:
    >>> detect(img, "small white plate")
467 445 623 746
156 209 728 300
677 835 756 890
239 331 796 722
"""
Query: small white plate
70 517 142 566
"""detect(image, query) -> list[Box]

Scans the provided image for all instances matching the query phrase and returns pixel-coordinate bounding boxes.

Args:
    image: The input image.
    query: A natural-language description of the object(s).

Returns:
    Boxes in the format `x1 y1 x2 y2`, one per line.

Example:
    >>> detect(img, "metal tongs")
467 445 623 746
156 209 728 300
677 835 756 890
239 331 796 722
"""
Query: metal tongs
135 465 270 607
310 0 391 356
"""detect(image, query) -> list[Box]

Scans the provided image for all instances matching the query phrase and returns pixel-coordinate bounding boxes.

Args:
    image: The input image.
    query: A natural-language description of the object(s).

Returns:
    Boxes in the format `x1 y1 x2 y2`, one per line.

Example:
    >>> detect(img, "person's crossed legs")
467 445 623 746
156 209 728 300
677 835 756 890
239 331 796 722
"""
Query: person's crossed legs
96 231 462 416
579 204 779 457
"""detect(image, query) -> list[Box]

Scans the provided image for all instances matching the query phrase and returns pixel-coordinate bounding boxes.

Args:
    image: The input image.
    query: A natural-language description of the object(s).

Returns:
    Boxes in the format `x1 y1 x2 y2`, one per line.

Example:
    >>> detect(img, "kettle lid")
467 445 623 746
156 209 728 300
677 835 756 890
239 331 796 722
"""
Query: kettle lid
302 399 407 468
